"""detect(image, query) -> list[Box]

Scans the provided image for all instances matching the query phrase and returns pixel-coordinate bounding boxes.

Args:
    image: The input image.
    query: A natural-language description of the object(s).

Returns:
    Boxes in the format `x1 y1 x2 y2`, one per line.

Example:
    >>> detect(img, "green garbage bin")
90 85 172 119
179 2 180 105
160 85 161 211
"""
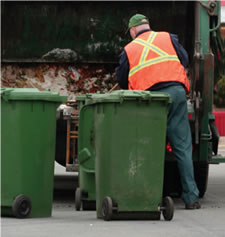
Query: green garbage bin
1 88 67 218
75 94 96 211
86 90 174 221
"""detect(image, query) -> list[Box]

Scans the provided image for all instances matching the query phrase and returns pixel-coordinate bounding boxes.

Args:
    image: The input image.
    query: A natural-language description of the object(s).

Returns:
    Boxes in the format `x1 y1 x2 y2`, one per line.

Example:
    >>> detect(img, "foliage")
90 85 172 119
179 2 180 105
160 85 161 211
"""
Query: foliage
214 75 225 107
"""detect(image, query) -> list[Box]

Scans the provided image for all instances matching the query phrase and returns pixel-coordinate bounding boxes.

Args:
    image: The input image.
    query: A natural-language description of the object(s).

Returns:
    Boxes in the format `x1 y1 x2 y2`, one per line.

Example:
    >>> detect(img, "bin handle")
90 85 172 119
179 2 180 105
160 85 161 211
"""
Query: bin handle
80 166 95 174
120 91 169 101
78 148 92 164
78 148 95 173
116 91 152 101
1 89 13 102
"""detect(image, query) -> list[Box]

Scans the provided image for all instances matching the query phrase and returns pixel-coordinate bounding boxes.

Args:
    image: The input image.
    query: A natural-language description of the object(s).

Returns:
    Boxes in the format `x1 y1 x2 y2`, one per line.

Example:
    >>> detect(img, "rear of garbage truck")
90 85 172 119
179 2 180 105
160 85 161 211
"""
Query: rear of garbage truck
1 1 224 199
163 0 225 198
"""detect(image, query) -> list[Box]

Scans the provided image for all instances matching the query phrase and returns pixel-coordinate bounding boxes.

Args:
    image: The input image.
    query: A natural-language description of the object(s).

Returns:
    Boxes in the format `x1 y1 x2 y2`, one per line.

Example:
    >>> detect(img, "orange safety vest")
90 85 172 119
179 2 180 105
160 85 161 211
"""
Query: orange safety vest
124 31 190 92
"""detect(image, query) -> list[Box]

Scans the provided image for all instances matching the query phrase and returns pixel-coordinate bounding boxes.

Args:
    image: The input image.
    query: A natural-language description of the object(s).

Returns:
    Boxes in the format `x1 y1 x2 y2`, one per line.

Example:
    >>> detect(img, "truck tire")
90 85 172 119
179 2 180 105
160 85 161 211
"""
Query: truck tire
209 120 219 155
194 163 209 198
163 161 209 198
163 162 182 197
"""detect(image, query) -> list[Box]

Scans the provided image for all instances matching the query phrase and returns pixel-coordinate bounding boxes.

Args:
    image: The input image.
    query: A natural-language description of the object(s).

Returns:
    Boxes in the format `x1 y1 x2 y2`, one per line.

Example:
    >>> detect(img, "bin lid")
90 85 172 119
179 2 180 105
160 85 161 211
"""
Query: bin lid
81 90 171 104
76 94 87 101
1 88 67 102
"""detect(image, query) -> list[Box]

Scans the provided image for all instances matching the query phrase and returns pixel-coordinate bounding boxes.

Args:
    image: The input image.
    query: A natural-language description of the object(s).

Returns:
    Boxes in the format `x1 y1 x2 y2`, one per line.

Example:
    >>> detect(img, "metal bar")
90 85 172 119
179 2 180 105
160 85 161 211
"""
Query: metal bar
66 164 79 172
209 155 225 164
70 136 78 139
108 83 118 93
195 1 201 61
71 139 76 164
194 1 201 145
66 120 71 165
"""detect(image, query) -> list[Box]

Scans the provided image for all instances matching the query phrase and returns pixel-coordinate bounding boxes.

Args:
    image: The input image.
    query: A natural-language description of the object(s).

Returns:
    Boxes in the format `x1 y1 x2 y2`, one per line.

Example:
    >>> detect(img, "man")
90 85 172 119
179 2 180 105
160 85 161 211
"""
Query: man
116 14 200 209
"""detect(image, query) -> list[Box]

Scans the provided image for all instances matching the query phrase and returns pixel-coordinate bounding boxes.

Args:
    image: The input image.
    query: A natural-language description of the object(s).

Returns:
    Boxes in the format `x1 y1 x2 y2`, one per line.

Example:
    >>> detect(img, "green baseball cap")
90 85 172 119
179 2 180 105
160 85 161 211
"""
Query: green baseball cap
128 14 149 30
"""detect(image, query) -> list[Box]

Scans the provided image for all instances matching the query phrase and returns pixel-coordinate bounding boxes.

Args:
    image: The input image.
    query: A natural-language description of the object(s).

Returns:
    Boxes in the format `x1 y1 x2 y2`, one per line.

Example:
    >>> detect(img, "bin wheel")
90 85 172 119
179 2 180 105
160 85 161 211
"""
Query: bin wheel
75 188 82 211
102 196 113 221
162 196 174 221
12 195 32 218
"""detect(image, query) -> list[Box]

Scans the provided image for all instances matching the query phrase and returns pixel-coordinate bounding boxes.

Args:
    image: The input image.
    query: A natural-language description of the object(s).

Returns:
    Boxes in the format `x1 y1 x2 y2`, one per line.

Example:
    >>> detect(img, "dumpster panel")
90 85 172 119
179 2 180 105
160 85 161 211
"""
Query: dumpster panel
2 1 194 63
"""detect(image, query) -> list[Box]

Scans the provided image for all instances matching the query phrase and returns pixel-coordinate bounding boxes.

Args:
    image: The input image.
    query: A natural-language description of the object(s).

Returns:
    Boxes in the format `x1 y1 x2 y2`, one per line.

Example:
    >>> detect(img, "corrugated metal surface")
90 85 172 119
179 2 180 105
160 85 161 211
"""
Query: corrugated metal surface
1 1 193 63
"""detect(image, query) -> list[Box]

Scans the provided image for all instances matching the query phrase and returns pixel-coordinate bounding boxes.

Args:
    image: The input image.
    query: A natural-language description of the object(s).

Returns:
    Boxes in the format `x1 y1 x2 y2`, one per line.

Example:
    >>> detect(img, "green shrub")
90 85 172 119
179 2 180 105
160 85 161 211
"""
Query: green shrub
214 75 225 107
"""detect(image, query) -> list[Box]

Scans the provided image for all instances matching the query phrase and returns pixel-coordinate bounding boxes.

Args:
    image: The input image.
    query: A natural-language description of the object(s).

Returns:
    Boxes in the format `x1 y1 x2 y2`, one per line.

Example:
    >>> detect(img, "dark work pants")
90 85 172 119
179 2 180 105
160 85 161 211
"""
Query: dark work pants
157 85 199 204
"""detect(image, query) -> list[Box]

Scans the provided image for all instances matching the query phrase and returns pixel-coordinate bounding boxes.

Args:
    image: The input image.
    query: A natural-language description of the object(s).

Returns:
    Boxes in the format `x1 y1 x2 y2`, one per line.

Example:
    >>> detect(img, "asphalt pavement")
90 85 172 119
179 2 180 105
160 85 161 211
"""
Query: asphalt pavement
1 138 225 237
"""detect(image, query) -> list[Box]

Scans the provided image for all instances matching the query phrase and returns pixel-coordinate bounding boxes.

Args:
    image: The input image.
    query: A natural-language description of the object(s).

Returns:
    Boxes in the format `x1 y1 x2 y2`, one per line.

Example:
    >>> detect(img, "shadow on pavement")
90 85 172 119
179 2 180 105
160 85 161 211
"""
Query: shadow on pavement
53 174 78 202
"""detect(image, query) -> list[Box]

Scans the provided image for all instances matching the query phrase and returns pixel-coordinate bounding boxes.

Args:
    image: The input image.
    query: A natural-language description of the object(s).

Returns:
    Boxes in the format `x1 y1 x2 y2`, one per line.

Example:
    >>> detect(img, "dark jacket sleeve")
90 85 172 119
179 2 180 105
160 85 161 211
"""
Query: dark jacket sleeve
170 33 189 68
115 50 129 89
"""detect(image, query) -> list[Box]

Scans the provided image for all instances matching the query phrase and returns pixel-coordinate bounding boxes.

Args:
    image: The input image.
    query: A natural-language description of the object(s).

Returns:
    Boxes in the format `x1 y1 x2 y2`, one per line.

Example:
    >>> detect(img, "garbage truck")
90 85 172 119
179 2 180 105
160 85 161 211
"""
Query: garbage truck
1 1 225 200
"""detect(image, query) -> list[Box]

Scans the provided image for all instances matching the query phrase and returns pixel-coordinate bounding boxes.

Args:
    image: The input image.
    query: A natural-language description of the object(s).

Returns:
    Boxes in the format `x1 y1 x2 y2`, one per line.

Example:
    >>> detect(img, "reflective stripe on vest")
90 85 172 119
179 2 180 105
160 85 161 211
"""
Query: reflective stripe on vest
129 32 180 77
125 31 190 92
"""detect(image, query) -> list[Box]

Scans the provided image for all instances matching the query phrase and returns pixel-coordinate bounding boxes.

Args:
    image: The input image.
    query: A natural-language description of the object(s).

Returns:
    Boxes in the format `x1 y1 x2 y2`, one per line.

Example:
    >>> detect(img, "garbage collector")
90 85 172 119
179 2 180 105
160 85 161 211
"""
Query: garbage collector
116 14 201 209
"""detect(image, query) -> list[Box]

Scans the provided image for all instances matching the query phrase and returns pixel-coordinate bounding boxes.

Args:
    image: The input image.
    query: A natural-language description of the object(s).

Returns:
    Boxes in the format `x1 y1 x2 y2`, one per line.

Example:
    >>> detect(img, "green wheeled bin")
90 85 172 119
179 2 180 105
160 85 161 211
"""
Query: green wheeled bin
75 94 96 211
87 90 174 221
1 88 67 218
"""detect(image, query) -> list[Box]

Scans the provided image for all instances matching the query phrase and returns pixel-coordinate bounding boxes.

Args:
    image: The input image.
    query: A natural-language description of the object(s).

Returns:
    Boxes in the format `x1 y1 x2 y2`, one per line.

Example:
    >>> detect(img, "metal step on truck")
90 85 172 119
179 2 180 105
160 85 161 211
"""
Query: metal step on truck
2 1 225 203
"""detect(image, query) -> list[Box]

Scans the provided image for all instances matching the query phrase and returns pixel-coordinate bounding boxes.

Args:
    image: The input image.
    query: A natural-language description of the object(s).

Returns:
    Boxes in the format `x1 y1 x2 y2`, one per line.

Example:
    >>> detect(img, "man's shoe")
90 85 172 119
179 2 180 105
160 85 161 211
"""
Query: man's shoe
185 201 201 210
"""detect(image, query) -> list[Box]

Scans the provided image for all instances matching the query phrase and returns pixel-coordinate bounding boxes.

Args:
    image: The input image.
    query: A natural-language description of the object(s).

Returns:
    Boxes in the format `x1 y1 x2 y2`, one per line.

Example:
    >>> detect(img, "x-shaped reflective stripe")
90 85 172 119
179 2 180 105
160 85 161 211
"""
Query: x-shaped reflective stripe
139 32 158 63
129 32 179 77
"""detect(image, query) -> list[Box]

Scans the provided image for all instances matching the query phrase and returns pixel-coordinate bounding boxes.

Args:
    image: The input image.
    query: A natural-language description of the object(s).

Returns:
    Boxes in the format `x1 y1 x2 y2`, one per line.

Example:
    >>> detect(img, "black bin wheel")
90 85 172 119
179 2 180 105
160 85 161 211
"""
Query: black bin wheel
12 194 32 218
162 196 174 221
75 187 82 211
102 196 113 221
